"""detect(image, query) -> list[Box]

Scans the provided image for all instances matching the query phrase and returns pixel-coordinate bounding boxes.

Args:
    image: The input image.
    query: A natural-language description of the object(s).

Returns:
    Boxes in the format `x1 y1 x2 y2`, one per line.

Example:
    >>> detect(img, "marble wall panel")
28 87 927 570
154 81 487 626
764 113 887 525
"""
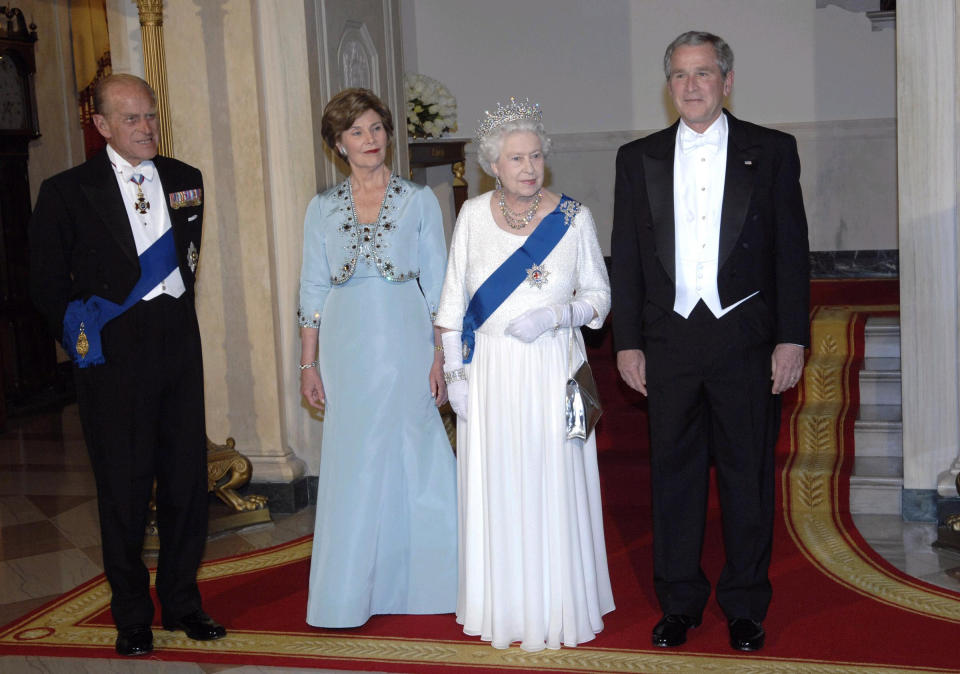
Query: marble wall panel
454 119 897 256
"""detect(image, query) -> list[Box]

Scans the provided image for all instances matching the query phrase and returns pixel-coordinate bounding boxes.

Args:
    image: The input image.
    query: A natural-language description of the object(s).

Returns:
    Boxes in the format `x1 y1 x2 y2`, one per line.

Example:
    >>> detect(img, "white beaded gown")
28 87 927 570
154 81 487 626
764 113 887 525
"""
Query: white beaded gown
435 192 614 651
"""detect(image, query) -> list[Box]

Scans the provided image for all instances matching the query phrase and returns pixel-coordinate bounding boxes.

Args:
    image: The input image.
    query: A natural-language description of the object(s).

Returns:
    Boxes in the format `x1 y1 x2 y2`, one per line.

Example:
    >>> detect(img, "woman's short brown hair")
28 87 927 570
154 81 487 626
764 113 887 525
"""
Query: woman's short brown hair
320 88 394 152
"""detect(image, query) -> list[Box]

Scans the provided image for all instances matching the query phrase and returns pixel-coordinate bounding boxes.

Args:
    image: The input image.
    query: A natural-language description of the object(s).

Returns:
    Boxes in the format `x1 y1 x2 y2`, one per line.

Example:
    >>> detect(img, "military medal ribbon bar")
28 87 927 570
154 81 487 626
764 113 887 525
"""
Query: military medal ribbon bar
169 188 203 209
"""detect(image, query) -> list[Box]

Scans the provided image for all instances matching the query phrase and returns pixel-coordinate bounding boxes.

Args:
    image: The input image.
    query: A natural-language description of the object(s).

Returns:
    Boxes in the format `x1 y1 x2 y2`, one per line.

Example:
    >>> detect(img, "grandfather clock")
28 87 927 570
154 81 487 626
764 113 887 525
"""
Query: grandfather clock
0 8 54 419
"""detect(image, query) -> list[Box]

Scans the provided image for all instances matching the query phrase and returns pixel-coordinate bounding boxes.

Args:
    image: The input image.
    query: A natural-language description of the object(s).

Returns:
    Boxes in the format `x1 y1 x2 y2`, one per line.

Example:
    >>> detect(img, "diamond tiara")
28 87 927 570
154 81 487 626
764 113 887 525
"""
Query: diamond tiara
475 97 542 142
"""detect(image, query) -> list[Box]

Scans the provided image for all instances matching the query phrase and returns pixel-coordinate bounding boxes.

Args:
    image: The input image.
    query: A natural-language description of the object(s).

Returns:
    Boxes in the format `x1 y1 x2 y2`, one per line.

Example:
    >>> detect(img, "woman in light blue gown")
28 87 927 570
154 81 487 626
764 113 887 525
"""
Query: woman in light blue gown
298 88 457 628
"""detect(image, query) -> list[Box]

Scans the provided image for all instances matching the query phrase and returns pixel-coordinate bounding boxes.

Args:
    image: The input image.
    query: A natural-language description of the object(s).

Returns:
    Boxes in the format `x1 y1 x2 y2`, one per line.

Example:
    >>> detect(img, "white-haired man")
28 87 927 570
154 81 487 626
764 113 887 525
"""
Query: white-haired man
29 74 224 656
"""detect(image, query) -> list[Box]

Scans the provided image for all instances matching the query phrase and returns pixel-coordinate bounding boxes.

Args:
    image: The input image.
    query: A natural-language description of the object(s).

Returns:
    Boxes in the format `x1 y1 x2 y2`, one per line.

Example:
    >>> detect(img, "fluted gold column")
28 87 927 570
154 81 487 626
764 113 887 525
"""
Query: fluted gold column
135 0 174 156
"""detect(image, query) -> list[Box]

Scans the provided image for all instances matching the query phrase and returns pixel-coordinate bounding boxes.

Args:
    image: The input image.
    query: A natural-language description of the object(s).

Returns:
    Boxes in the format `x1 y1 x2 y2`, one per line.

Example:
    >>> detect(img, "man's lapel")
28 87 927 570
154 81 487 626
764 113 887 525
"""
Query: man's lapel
79 150 138 266
153 156 183 231
643 121 679 286
154 156 199 279
718 110 759 268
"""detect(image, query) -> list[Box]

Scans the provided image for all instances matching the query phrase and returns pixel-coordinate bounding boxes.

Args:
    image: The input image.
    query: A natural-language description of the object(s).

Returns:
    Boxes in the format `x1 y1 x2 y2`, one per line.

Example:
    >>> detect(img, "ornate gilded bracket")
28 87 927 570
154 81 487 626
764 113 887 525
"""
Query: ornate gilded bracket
206 436 269 512
145 437 271 550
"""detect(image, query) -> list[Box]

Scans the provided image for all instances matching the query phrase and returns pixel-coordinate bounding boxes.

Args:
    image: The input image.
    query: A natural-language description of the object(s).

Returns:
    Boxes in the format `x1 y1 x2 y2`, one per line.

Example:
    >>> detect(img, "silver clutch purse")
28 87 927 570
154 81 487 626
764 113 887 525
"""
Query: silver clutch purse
565 326 602 440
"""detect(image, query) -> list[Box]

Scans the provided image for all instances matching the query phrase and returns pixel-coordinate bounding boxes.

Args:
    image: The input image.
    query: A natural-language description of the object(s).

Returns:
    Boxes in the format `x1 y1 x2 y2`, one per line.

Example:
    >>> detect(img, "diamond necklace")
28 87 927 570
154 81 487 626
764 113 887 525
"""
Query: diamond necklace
498 188 542 230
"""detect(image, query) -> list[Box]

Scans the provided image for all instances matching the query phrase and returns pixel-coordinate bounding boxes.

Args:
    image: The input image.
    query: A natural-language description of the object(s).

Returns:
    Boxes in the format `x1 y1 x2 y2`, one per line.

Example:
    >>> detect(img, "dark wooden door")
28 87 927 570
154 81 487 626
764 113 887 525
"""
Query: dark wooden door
0 136 57 415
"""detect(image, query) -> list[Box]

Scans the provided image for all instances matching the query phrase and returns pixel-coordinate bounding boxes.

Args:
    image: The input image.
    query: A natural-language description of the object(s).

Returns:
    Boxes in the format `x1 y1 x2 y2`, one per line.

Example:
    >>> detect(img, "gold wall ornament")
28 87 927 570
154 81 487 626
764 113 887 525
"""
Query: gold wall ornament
134 0 173 156
451 160 466 187
144 436 271 550
206 436 270 514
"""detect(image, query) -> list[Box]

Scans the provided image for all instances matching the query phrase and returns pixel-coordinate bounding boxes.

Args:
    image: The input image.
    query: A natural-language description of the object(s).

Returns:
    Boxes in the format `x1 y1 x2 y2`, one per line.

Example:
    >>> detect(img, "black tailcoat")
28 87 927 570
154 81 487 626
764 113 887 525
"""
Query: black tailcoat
611 111 809 621
29 149 210 630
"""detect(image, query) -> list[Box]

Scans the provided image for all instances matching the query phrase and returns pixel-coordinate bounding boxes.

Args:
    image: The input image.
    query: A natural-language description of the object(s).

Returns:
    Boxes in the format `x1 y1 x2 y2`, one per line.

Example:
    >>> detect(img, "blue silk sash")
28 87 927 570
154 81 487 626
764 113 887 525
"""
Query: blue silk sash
62 227 179 368
461 195 576 363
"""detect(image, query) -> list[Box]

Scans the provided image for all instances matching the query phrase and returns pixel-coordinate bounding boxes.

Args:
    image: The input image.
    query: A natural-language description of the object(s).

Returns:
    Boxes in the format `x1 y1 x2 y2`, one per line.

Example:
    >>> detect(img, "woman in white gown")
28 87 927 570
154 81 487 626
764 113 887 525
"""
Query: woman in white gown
434 99 614 651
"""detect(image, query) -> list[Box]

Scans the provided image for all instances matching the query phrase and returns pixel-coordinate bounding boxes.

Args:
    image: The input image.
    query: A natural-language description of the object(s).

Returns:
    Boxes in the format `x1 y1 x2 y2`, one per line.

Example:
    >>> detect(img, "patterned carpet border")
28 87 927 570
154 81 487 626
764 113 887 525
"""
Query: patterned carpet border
6 600 959 674
6 296 960 672
785 304 960 624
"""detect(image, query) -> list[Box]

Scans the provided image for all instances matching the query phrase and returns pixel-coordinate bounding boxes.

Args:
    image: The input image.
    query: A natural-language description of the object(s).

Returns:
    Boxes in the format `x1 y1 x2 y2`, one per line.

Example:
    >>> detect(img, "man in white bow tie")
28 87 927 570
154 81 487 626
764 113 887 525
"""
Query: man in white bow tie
29 74 224 656
611 32 810 653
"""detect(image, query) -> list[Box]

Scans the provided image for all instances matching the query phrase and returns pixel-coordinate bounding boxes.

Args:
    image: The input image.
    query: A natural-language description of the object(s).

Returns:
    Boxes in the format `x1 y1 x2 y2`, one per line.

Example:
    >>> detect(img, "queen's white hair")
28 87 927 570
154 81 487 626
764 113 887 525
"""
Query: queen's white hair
475 119 552 176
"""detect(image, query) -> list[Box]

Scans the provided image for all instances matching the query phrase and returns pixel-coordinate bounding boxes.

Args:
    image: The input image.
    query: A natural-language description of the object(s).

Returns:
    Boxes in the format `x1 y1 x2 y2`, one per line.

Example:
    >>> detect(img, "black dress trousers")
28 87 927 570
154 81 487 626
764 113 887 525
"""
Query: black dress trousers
74 293 208 629
644 298 780 623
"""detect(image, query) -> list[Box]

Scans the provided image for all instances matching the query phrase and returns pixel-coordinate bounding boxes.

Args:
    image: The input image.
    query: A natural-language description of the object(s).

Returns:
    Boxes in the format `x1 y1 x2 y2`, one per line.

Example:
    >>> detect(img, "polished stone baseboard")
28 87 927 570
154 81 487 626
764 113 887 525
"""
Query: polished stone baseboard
603 250 899 280
455 120 899 258
245 476 318 514
903 488 938 522
810 249 898 278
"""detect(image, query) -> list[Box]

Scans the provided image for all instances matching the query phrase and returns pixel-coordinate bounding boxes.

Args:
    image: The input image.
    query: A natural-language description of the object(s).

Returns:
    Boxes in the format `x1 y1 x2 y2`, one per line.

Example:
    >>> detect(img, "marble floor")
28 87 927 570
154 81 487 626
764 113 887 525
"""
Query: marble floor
1 404 959 673
0 404 381 674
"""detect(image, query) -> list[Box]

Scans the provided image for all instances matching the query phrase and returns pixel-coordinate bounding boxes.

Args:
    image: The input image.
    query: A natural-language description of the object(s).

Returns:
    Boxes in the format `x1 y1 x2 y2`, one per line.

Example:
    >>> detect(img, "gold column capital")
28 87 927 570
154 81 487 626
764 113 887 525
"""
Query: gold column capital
134 0 173 156
134 0 164 26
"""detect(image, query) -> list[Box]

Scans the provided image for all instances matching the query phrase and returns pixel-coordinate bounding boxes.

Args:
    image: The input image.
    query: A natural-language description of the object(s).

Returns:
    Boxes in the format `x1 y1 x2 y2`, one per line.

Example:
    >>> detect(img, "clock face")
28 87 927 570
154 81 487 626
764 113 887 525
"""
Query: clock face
0 54 28 131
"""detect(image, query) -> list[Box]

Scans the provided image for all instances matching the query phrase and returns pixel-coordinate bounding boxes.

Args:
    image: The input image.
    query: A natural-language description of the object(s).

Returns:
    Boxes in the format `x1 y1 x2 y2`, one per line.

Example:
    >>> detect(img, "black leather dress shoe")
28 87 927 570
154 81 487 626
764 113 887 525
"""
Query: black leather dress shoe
115 625 153 656
163 610 226 641
728 617 765 651
652 614 701 647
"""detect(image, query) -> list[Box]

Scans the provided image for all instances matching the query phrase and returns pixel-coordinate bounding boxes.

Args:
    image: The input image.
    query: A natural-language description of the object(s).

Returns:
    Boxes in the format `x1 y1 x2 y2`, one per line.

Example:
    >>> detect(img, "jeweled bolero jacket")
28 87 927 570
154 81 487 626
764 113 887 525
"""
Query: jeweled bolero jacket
298 175 447 328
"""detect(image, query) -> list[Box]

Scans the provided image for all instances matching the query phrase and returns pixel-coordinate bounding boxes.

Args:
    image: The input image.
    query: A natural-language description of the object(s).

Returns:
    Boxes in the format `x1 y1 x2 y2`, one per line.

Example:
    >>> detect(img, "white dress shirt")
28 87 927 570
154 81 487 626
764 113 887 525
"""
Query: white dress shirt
106 144 185 300
672 113 756 318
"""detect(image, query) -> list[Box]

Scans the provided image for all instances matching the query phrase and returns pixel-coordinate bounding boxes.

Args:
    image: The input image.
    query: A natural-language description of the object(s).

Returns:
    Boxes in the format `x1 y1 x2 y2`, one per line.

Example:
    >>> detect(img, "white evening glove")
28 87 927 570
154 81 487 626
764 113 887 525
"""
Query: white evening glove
441 330 468 418
505 300 596 343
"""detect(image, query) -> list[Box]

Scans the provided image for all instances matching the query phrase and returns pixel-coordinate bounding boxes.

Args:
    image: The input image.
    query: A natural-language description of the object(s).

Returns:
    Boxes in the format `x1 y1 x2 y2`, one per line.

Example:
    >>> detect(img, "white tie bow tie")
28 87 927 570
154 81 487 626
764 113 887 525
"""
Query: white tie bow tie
680 128 721 155
122 162 156 183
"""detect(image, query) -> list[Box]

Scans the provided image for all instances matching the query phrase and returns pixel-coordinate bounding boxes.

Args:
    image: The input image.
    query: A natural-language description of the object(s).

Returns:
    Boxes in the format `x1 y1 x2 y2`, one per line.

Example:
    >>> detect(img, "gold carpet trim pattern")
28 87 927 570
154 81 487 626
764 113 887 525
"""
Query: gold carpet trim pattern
4 305 960 671
5 606 958 674
785 305 960 623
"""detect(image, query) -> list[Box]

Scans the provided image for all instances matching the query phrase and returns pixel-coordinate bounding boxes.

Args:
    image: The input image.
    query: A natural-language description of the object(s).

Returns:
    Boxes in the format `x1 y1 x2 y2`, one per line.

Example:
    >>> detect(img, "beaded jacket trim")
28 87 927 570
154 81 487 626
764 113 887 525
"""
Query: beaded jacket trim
331 174 419 285
297 306 321 328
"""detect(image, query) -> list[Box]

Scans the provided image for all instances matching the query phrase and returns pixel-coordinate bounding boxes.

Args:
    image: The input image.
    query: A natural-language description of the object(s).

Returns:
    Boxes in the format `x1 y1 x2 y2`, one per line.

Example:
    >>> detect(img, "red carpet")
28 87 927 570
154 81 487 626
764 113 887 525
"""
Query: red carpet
6 278 960 672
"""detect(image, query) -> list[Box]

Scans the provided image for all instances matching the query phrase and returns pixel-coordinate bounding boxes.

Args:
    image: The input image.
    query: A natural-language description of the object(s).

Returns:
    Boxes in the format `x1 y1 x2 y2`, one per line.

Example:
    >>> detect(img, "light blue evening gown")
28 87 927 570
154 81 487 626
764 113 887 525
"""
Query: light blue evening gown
299 176 457 627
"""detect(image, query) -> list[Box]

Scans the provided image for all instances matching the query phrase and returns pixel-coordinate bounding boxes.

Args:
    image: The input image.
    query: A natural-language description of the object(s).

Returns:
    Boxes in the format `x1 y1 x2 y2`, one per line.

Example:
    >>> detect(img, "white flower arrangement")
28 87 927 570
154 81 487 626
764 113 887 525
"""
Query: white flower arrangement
404 73 458 139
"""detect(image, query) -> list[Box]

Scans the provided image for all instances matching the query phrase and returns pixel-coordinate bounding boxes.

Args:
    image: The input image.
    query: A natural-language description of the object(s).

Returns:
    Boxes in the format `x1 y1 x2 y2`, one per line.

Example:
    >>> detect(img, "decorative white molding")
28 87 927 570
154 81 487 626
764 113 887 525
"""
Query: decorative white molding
337 20 378 91
816 0 880 12
458 118 897 255
817 1 895 32
304 0 338 190
896 1 959 492
250 0 315 483
249 455 308 483
460 118 896 156
866 10 896 32
305 1 407 194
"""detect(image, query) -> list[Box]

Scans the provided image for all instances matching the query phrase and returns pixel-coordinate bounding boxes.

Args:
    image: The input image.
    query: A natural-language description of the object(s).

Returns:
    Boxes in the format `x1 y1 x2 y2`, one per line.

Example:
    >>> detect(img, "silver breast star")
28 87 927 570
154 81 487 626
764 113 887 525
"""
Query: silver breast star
525 263 549 289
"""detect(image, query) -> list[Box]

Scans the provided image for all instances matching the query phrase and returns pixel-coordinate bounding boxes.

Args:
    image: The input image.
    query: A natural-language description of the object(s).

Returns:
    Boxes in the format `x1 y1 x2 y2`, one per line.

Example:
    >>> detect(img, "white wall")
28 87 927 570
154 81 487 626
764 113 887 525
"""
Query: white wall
401 0 898 253
455 119 896 255
19 0 82 204
104 0 143 77
405 0 895 133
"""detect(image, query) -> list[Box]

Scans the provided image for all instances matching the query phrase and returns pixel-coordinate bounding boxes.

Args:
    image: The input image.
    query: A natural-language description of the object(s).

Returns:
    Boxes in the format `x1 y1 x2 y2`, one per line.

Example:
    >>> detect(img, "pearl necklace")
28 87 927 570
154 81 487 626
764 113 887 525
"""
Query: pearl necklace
498 189 542 230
